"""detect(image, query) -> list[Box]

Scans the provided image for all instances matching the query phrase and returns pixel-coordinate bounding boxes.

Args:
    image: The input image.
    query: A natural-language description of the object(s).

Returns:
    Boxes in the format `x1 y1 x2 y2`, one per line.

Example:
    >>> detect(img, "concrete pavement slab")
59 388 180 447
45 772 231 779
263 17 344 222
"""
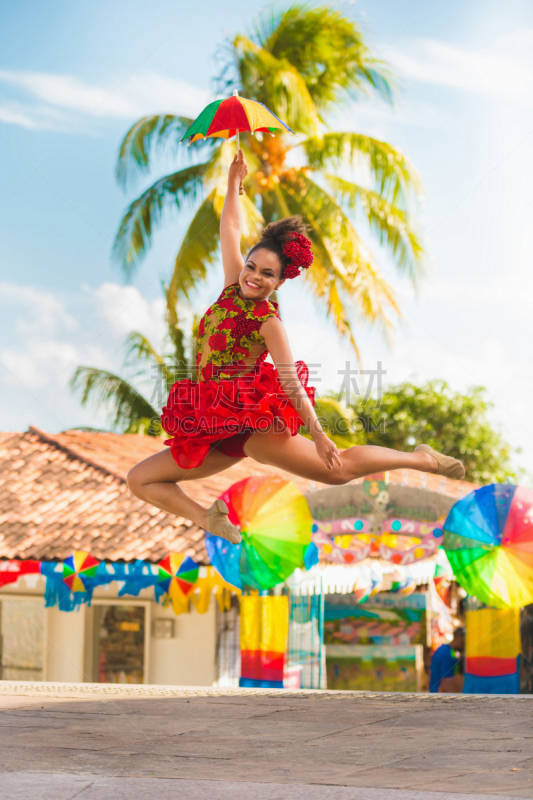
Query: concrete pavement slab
0 773 523 800
1 683 533 797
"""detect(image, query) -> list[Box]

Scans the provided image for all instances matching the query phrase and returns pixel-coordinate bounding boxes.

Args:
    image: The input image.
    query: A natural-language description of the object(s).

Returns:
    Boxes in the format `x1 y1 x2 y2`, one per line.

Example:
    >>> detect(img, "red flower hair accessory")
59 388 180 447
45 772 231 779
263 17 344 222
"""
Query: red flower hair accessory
282 233 314 279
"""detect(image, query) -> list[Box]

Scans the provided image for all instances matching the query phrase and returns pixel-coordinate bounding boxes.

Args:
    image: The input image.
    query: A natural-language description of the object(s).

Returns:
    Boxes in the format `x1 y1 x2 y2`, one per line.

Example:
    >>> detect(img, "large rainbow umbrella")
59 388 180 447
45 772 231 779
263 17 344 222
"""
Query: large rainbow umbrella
63 551 100 593
181 91 293 145
206 475 312 590
444 484 533 609
158 554 199 597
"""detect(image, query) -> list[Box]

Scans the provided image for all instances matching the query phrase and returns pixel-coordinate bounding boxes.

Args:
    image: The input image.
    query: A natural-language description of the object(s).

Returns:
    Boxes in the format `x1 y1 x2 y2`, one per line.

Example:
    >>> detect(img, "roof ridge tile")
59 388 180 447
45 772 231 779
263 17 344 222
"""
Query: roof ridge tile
28 426 125 483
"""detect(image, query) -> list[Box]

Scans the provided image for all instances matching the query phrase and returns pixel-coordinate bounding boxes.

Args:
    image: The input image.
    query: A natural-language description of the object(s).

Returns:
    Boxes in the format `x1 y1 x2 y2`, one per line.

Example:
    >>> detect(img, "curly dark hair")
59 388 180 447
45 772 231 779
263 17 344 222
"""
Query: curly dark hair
247 216 310 277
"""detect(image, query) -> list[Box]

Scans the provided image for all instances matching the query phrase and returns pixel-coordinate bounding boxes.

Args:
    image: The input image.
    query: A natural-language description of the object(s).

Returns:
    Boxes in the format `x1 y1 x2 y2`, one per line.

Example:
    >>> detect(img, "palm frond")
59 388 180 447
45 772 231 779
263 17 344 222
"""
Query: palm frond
207 139 264 249
125 332 175 385
116 115 195 187
70 367 158 433
163 287 187 366
313 396 360 447
124 417 162 436
167 189 220 311
264 181 365 353
326 175 425 282
303 133 423 206
231 34 320 134
275 171 401 353
105 6 425 375
113 162 209 274
253 5 395 109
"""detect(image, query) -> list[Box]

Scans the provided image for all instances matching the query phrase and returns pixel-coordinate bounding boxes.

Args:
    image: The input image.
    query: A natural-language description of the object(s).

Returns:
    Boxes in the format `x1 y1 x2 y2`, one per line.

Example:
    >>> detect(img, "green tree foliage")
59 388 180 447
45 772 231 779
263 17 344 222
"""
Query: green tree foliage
312 381 521 483
348 380 521 485
114 4 425 357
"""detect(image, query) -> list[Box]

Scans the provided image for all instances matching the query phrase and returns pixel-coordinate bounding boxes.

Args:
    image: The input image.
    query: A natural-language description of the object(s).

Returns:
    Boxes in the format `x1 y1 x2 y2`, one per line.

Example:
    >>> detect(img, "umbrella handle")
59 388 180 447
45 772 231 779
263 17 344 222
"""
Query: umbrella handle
237 128 245 194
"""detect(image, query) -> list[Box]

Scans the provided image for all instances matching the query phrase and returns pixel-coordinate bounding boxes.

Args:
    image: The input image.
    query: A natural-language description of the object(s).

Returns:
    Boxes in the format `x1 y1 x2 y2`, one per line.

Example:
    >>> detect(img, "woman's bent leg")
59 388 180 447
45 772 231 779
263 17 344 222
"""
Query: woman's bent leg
126 448 241 529
244 430 439 485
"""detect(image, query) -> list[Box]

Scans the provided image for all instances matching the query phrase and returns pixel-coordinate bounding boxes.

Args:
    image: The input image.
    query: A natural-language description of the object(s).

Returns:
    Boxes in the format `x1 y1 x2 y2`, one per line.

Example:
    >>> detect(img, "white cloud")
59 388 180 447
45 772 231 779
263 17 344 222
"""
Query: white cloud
330 94 445 133
0 281 171 432
0 69 210 131
0 71 135 117
93 282 167 347
0 281 169 394
1 340 80 391
0 283 78 339
0 284 94 390
388 36 533 108
0 106 41 129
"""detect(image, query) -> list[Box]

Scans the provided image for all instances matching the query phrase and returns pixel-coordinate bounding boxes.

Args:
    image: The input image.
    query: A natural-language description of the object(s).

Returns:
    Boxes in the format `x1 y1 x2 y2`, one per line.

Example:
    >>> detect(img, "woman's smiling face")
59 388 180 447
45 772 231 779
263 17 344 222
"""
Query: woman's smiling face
239 248 285 300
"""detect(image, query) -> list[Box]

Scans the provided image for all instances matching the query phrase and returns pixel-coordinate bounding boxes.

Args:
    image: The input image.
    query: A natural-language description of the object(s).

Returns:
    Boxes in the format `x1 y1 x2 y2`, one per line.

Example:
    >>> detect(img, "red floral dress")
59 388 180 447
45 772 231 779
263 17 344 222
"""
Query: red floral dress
161 283 315 469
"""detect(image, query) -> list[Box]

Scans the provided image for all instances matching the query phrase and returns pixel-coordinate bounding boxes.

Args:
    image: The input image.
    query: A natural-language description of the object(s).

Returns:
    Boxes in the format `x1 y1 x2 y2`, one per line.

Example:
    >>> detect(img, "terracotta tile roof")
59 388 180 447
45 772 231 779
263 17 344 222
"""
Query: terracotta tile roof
0 428 316 564
0 427 477 565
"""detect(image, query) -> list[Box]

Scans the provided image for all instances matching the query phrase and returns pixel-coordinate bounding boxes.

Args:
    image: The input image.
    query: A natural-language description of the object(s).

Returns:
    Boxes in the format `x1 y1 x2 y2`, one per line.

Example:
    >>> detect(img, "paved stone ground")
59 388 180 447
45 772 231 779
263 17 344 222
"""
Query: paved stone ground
1 682 533 799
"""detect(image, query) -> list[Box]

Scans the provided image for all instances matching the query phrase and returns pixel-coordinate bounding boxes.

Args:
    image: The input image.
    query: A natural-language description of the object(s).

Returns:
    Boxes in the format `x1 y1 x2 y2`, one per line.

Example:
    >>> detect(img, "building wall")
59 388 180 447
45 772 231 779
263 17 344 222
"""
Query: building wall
2 580 217 686
149 600 217 686
45 605 87 682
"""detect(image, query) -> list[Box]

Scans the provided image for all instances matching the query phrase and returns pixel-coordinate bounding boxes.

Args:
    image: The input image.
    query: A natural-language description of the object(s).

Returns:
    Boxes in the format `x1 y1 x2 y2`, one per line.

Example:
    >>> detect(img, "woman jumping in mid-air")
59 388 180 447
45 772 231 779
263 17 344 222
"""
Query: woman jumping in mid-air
127 152 465 543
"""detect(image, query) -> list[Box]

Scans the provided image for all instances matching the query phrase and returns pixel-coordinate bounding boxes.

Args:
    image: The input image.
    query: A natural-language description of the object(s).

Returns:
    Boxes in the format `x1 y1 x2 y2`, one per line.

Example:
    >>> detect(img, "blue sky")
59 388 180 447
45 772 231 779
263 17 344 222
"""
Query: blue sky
2 0 533 475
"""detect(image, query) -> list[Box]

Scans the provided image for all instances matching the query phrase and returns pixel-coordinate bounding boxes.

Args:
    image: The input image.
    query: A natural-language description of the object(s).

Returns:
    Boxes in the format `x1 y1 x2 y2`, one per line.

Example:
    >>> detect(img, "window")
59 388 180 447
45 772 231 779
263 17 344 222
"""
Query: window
0 597 44 681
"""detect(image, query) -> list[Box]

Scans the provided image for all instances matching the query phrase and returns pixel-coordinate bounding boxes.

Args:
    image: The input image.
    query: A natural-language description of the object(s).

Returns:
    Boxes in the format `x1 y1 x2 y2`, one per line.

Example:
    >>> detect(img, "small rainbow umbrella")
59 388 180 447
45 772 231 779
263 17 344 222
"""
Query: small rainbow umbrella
182 91 293 193
63 551 100 593
444 484 533 609
206 475 312 590
182 91 293 145
158 553 199 597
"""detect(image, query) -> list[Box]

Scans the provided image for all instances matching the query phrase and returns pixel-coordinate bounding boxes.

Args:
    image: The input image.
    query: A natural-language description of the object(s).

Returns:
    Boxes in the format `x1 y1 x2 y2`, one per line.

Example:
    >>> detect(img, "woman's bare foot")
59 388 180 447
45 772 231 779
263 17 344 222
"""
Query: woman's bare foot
415 444 465 480
207 499 242 544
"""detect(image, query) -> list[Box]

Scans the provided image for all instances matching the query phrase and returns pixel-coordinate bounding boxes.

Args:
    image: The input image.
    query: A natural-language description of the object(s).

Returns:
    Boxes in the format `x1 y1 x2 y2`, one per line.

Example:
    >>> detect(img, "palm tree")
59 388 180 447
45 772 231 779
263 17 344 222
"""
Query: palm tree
114 4 424 357
71 5 425 435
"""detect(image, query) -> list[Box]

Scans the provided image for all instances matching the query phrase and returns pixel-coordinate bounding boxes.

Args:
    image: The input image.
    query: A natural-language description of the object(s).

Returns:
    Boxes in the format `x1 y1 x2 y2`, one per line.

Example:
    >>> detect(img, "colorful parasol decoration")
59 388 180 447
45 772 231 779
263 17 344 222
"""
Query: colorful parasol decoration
63 551 100 593
444 484 533 609
158 554 199 597
206 475 312 590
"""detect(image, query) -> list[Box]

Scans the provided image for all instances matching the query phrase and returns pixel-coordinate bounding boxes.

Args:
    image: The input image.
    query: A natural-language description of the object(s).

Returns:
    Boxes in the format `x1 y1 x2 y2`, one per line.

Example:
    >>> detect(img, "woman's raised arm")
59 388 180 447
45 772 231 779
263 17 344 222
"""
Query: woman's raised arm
220 151 248 288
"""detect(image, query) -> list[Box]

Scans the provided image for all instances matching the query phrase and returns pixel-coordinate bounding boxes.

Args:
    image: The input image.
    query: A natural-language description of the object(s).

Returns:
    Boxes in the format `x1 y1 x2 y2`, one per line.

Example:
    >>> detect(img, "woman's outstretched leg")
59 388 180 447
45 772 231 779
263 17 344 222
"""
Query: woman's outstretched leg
126 448 243 541
244 430 458 486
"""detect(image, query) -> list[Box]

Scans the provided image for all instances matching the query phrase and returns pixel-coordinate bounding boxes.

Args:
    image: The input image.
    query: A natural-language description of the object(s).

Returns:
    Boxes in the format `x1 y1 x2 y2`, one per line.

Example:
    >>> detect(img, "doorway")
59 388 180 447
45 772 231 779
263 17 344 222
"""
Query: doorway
93 604 146 684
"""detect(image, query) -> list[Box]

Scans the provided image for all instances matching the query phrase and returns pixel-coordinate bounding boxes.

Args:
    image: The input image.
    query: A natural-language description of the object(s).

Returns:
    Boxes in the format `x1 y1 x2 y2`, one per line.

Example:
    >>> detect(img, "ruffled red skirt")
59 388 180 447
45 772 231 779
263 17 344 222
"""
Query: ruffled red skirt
161 361 315 469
